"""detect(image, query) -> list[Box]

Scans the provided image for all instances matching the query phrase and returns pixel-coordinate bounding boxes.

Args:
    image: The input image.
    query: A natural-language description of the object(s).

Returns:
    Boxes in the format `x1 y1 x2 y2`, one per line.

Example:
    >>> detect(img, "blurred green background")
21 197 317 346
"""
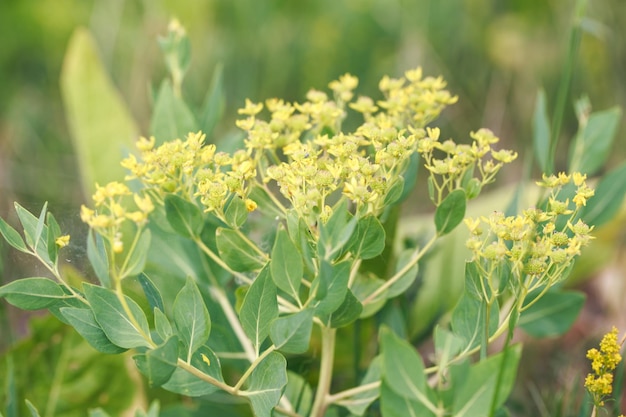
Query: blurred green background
1 0 625 416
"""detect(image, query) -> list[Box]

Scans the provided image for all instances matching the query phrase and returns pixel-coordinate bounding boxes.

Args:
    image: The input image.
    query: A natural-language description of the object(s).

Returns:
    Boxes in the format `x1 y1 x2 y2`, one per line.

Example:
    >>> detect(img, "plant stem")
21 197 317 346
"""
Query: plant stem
327 381 381 403
362 233 437 305
233 345 276 392
310 326 337 417
209 286 257 361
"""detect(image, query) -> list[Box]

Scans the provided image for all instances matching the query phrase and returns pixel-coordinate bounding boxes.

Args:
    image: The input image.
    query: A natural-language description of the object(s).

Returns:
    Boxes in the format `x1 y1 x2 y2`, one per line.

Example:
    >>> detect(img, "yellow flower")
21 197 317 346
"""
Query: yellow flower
585 327 624 407
245 199 257 212
55 235 70 248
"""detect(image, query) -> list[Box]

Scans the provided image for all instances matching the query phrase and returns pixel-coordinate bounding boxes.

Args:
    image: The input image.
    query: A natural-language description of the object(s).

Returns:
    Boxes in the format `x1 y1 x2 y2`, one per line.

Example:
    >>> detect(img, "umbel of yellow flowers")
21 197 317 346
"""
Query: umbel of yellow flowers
585 326 624 410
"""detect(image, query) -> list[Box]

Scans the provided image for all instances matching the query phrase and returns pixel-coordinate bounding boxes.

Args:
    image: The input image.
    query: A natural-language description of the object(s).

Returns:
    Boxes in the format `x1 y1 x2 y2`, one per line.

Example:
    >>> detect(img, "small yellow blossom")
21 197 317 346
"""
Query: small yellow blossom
55 235 70 248
245 199 257 212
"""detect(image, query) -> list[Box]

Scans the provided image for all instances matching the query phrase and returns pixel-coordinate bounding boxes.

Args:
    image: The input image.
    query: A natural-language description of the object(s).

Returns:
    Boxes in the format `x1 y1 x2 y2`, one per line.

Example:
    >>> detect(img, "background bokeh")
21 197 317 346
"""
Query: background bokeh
1 0 625 416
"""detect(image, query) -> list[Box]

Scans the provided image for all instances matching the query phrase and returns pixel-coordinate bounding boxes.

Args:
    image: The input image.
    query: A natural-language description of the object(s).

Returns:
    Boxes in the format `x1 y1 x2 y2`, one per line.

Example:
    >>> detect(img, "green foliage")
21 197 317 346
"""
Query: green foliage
60 28 138 197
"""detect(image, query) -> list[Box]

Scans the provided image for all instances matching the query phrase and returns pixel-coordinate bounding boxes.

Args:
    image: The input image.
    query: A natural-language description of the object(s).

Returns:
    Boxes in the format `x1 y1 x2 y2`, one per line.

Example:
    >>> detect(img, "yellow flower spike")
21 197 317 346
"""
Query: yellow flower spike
585 327 624 408
55 235 70 248
136 136 155 152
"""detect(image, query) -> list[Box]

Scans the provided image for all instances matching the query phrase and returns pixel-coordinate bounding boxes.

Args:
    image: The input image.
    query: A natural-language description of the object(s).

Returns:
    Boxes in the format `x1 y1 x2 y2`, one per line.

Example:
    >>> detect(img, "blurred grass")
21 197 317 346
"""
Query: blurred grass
0 0 625 415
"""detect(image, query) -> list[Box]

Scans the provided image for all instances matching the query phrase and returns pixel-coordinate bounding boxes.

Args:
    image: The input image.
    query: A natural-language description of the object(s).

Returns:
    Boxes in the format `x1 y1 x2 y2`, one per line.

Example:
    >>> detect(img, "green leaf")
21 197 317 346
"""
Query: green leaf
160 345 223 396
154 307 173 342
338 356 381 416
46 212 61 265
60 28 138 197
451 344 522 416
532 89 551 173
387 249 419 298
270 226 303 301
283 371 313 417
580 162 626 227
173 277 211 361
14 202 50 263
380 381 436 417
0 216 28 253
32 202 47 252
25 400 41 417
0 278 67 310
121 228 151 278
345 215 385 260
352 274 387 318
329 289 363 328
138 273 164 313
164 194 204 238
144 336 179 387
318 200 357 260
240 266 278 353
270 309 314 354
87 229 111 287
224 195 248 228
60 307 127 354
383 177 405 207
433 326 464 368
519 290 585 337
435 189 466 236
314 260 350 317
451 293 499 351
84 283 151 349
199 63 225 138
379 327 437 412
241 352 288 417
568 106 622 175
216 228 266 272
150 80 197 145
286 211 317 279
249 184 286 219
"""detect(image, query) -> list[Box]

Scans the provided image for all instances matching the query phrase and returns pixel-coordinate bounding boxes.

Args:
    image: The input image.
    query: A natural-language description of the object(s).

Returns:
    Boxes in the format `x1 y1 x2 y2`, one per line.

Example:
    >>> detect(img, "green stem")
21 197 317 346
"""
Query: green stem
233 345 276 392
327 381 381 403
310 326 337 417
362 234 437 305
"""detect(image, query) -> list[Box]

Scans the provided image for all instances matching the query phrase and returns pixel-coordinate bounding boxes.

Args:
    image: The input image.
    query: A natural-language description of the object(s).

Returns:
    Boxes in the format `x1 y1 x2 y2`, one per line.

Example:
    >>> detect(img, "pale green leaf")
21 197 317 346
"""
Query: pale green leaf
173 277 211 361
199 63 225 138
0 215 28 253
87 229 111 287
60 28 138 197
380 327 436 410
519 290 585 337
270 309 314 354
240 266 278 353
121 229 151 278
164 194 204 238
60 307 127 354
568 106 622 175
435 189 466 236
150 80 197 145
580 162 626 227
160 346 223 396
241 352 287 417
338 356 381 416
216 228 266 272
270 225 303 301
0 278 67 310
84 283 151 349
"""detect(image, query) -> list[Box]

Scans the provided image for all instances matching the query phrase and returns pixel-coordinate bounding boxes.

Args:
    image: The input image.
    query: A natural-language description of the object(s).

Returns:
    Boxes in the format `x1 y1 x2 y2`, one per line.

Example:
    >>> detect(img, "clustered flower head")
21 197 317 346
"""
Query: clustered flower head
585 327 624 408
236 68 482 223
419 127 517 205
90 68 512 237
464 172 594 294
80 181 154 254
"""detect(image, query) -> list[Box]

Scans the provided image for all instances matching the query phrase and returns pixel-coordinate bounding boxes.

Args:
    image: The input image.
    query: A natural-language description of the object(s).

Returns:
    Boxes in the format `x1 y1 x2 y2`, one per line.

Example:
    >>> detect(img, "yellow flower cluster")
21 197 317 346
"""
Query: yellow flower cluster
419 127 517 205
121 132 257 217
236 68 460 221
80 181 154 253
585 327 624 407
465 172 594 291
